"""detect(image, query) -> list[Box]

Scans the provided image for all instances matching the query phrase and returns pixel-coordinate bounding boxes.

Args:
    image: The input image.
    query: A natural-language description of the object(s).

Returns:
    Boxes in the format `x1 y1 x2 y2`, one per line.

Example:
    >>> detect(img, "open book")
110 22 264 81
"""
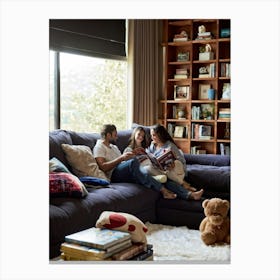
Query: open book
134 148 176 171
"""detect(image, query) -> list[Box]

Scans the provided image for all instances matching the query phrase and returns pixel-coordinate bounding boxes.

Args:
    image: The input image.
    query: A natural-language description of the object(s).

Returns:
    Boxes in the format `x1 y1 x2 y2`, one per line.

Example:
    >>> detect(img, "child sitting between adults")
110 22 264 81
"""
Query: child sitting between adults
124 125 204 200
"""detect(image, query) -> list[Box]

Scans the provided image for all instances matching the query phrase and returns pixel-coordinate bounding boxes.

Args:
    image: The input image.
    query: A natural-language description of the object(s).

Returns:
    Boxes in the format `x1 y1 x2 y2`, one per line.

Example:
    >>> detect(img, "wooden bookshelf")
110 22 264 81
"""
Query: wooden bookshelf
160 19 231 155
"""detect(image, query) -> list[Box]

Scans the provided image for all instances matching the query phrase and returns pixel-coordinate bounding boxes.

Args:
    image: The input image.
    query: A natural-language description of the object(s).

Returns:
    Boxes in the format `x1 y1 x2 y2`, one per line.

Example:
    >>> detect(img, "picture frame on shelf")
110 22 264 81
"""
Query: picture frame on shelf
201 104 214 120
174 126 185 138
177 52 189 62
174 85 189 100
198 84 211 100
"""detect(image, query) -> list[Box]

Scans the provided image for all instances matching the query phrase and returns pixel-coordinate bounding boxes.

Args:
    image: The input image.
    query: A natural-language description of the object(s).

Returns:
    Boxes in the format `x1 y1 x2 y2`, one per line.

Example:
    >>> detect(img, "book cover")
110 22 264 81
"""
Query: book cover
64 227 131 250
111 243 147 261
129 248 153 261
60 240 132 260
174 126 184 138
199 125 212 139
134 148 176 171
148 150 176 171
60 252 112 261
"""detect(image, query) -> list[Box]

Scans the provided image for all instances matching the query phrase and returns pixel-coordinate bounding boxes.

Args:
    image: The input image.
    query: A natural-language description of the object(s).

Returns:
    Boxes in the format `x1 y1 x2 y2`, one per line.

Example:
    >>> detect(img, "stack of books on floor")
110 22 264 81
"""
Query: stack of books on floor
60 227 153 261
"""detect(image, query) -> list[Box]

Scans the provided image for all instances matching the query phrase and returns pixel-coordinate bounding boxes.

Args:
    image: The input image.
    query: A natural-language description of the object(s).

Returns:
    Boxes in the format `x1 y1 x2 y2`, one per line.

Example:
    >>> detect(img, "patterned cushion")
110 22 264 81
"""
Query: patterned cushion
49 157 71 173
49 172 88 198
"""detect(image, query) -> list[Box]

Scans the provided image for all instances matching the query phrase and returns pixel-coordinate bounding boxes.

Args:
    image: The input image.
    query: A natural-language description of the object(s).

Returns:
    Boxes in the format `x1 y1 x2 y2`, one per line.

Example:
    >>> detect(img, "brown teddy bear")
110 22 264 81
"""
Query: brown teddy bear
199 198 230 245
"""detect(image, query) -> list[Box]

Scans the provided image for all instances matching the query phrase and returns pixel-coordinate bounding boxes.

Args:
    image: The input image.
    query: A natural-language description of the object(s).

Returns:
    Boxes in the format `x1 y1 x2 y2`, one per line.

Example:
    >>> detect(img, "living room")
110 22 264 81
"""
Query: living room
48 17 231 257
1 1 279 280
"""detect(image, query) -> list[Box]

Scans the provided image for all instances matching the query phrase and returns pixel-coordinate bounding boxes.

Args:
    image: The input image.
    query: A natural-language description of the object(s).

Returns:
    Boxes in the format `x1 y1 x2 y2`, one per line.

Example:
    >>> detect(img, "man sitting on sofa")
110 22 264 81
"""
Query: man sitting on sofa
93 124 177 199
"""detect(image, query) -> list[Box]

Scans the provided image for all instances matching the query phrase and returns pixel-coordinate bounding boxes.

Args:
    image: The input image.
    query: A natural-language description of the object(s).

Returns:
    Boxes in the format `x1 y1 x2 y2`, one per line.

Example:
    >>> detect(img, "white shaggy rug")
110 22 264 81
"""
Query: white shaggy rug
145 222 230 263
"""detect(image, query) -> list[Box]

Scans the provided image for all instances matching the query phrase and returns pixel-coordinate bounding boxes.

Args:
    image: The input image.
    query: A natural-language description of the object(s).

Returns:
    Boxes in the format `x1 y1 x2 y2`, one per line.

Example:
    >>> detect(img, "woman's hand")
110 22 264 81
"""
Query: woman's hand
166 161 175 170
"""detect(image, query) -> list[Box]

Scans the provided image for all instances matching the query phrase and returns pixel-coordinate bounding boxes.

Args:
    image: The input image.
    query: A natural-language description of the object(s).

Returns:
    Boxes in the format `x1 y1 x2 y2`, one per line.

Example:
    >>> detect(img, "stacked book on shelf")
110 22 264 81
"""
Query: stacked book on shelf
218 108 231 119
196 31 213 40
174 68 188 79
60 227 153 261
191 123 212 140
173 30 188 42
220 143 230 156
220 63 231 77
191 106 201 120
191 145 207 155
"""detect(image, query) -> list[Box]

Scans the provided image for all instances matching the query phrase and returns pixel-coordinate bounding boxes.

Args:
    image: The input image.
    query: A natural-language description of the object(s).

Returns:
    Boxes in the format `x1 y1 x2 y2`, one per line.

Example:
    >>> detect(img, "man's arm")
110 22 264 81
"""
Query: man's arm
95 152 135 173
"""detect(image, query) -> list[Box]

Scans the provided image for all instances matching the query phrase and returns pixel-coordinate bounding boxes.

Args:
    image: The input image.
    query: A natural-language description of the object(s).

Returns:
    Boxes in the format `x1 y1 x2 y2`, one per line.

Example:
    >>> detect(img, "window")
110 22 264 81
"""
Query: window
49 51 128 132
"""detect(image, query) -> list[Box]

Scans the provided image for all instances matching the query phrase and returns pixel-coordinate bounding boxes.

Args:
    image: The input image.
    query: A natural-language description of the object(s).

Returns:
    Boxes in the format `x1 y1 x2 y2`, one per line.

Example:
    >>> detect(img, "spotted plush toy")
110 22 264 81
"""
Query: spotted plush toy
95 211 148 244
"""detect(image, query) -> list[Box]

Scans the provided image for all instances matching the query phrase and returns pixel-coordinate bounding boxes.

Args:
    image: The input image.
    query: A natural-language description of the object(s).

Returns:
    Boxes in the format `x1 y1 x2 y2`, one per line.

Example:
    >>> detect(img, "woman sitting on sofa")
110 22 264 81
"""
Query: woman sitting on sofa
124 125 204 200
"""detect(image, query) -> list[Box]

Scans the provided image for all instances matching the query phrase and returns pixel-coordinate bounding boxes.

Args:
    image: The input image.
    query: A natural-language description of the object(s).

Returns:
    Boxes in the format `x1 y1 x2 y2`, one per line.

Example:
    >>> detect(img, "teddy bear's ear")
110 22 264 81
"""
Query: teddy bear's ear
202 199 209 208
222 200 230 208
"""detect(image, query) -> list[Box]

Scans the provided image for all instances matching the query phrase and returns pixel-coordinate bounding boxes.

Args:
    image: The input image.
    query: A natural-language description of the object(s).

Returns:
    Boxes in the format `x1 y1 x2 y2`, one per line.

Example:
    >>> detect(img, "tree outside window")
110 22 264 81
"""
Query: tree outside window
49 51 128 133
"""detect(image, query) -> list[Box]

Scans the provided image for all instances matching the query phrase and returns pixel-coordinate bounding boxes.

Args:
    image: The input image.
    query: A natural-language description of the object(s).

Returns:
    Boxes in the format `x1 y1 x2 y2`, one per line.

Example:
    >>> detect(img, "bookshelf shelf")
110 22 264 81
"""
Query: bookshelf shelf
160 19 231 155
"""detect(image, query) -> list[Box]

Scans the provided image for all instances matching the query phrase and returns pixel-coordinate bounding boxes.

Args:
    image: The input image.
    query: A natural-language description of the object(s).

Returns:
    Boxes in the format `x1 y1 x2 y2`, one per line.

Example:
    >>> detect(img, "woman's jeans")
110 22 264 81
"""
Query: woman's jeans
111 158 190 200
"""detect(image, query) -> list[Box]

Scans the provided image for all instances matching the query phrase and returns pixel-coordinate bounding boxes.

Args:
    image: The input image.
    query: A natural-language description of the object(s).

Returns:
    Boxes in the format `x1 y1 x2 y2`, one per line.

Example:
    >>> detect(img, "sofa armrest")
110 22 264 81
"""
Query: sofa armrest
184 154 230 166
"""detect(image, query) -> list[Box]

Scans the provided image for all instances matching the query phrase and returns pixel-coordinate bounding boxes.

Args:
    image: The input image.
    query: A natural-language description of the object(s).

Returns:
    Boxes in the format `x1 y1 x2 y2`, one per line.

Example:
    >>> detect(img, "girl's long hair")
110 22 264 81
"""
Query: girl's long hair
152 124 176 145
127 126 149 149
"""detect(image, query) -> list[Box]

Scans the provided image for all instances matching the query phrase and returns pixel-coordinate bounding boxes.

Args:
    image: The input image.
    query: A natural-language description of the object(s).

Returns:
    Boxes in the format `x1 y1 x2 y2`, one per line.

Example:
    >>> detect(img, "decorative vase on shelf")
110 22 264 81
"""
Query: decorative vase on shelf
178 110 185 119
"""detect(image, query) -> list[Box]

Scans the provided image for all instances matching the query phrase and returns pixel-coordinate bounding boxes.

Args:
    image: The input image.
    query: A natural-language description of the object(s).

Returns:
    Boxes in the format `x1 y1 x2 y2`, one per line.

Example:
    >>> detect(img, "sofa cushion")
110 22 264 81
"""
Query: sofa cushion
49 130 73 167
61 144 108 181
69 131 101 150
185 154 230 166
186 164 230 194
49 157 71 173
49 172 88 198
79 176 109 186
115 129 133 153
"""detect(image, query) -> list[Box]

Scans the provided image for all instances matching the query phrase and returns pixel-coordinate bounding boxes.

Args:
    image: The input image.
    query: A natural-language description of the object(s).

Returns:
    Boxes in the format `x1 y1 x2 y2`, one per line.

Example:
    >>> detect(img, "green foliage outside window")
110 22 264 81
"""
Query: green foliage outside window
50 52 128 133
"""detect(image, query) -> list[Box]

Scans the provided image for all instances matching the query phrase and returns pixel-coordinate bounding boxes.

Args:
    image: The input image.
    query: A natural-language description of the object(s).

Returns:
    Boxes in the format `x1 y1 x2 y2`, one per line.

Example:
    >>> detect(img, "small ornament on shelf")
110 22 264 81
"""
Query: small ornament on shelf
196 25 213 40
198 66 210 78
199 43 214 60
173 30 188 42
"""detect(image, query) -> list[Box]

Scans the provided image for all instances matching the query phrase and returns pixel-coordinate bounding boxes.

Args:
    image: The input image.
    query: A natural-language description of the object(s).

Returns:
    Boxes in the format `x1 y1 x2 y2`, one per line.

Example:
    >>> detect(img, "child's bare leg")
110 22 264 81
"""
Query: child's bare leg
182 180 197 192
189 189 204 200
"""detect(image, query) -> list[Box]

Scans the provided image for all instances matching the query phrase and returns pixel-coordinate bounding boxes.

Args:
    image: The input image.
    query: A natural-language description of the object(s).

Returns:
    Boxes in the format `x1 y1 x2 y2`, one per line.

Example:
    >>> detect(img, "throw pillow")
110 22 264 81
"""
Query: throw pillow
79 176 110 186
49 157 71 173
61 144 108 181
49 172 88 198
96 211 148 244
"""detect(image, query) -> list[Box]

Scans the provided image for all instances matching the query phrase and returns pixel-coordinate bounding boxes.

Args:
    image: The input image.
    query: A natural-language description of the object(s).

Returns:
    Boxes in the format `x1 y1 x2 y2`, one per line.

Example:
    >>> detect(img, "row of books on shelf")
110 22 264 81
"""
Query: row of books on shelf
60 227 153 261
191 145 207 154
220 143 230 156
192 104 214 120
220 63 231 77
191 123 212 140
172 106 230 120
218 108 230 119
191 144 230 155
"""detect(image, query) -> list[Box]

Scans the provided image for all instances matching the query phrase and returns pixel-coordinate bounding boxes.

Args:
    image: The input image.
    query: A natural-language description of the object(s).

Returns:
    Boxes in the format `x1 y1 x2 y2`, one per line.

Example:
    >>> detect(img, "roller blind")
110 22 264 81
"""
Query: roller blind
49 19 126 60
